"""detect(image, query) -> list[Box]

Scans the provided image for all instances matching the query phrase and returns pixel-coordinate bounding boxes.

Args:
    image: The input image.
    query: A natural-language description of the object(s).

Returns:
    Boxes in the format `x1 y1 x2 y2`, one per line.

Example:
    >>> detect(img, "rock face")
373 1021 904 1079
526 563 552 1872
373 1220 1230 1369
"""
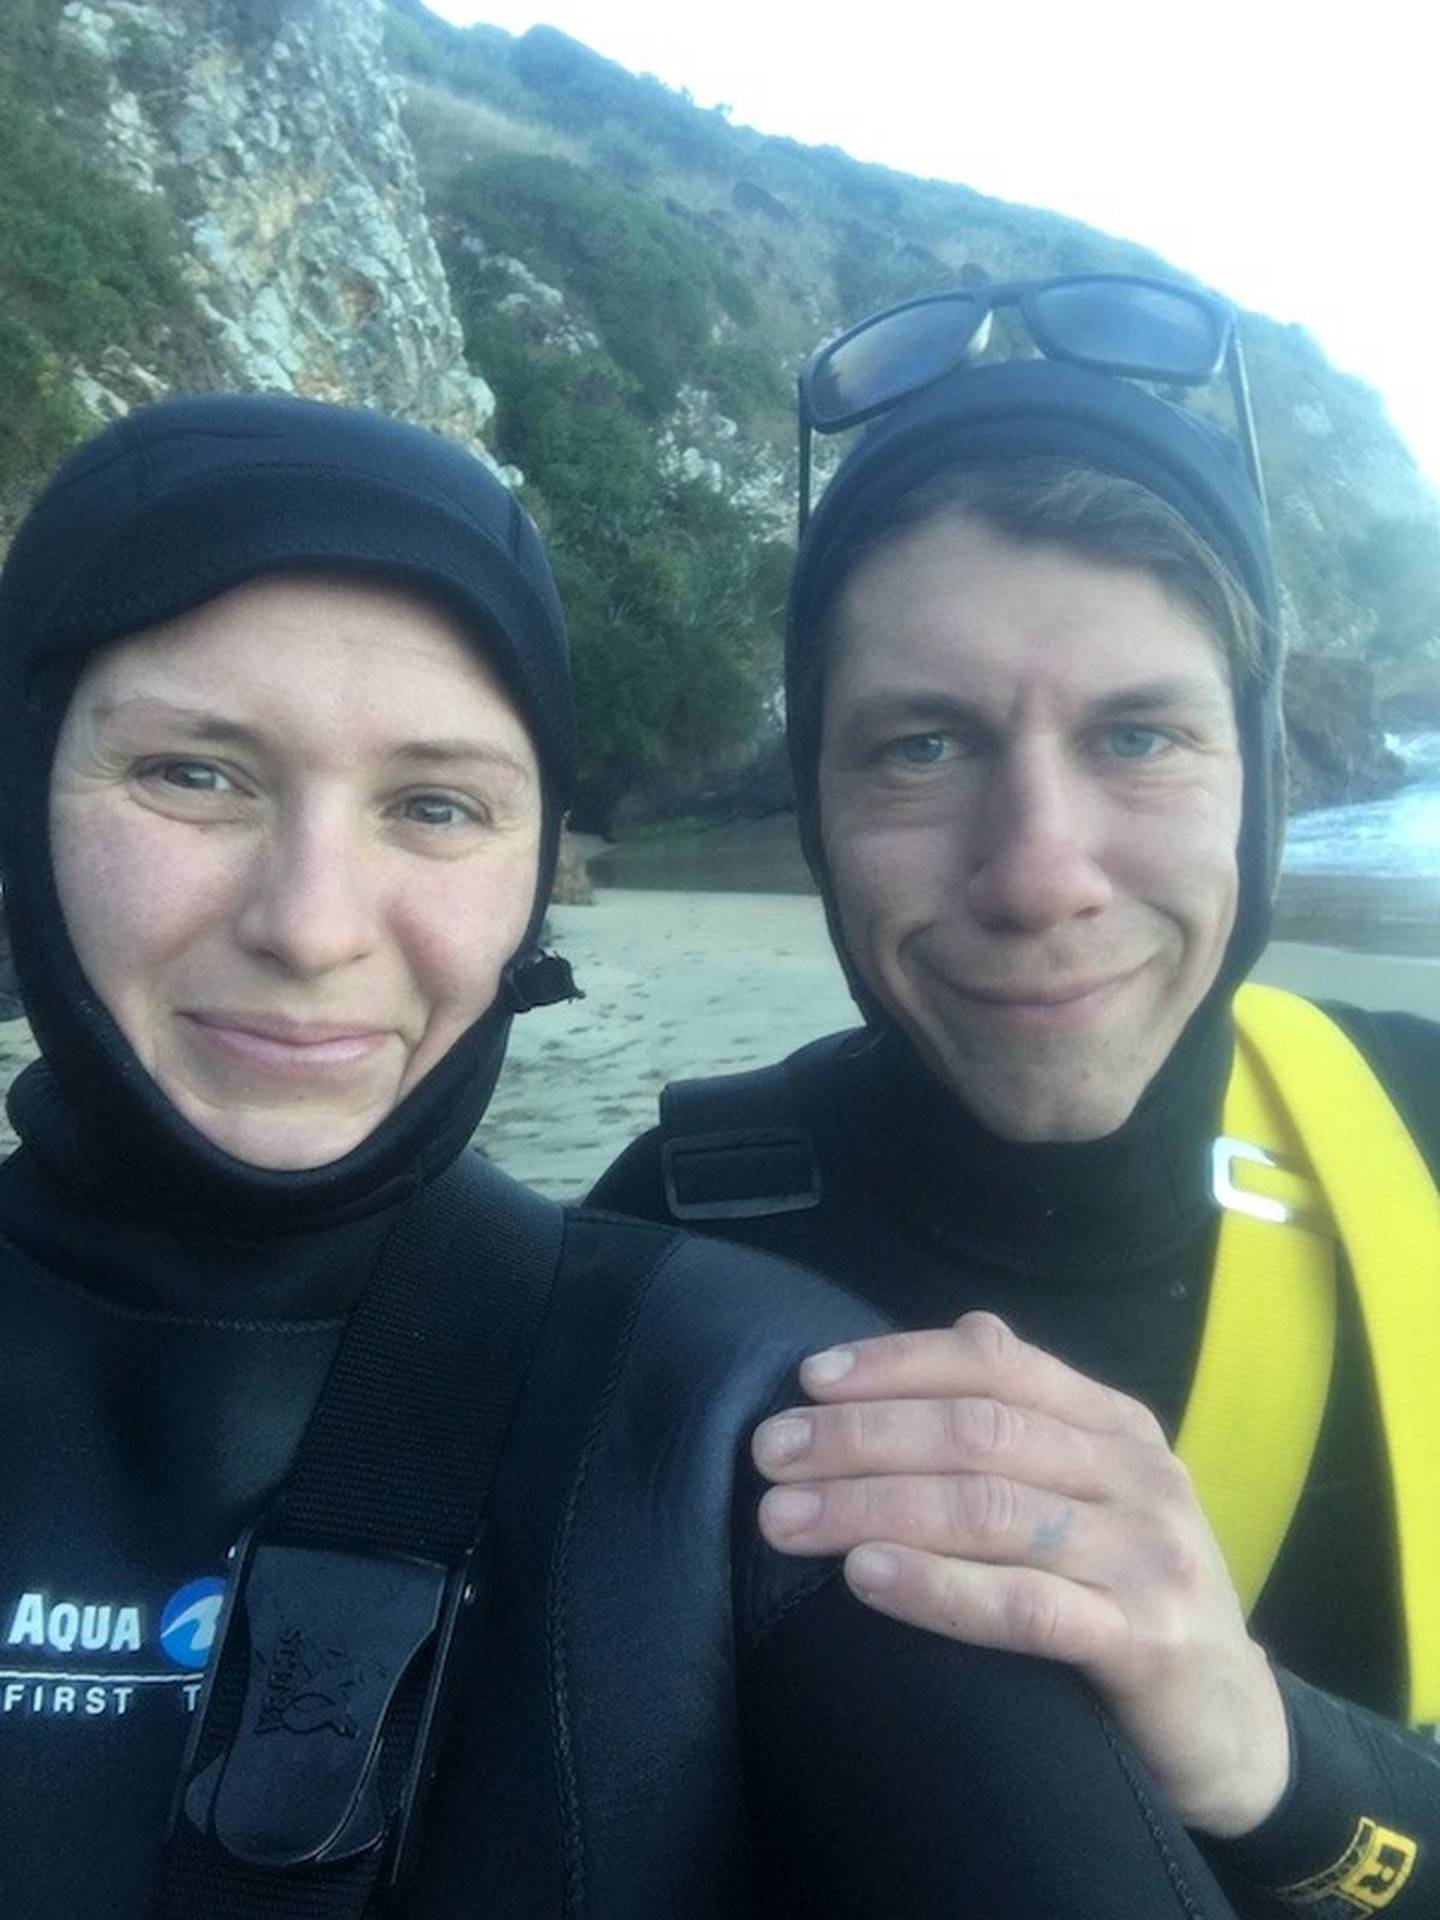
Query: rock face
57 0 496 451
1376 657 1440 732
1283 652 1408 814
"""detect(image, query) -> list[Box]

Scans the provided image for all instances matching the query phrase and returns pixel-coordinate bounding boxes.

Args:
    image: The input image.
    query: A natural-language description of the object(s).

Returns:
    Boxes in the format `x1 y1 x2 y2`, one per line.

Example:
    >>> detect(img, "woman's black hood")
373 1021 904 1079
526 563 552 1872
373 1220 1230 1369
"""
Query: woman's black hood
786 357 1283 1003
0 392 577 1232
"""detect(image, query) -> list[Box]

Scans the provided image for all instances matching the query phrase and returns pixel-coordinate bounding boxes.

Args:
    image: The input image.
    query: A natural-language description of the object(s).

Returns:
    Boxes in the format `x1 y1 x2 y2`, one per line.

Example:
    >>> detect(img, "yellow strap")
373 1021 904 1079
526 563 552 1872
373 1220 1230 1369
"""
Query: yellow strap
1176 984 1440 1725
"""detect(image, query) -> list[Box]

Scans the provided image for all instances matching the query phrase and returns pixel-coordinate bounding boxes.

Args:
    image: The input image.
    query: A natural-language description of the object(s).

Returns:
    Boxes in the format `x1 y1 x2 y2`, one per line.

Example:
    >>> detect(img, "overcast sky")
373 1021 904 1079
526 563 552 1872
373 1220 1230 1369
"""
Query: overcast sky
422 0 1440 492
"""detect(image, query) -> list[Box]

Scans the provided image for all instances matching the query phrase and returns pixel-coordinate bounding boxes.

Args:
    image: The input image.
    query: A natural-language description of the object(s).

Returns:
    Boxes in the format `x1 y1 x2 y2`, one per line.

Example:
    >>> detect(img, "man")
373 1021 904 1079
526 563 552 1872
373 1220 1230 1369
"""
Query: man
593 280 1440 1915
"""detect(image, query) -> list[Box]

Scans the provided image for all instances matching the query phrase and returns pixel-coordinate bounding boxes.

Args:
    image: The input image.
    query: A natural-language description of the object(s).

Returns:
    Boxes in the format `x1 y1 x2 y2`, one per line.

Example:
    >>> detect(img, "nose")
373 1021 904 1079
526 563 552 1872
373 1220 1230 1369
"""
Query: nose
234 805 379 977
965 742 1113 933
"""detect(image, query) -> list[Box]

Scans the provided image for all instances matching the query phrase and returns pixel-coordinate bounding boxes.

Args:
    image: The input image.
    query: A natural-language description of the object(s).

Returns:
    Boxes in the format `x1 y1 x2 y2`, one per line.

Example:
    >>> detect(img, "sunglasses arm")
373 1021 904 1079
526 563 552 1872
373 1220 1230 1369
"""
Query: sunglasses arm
1227 336 1270 533
796 385 814 538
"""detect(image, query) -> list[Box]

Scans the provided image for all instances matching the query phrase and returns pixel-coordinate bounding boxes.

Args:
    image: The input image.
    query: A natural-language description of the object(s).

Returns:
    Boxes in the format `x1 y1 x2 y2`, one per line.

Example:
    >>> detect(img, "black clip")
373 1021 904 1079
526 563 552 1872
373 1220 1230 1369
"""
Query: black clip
503 949 584 1013
175 1534 483 1878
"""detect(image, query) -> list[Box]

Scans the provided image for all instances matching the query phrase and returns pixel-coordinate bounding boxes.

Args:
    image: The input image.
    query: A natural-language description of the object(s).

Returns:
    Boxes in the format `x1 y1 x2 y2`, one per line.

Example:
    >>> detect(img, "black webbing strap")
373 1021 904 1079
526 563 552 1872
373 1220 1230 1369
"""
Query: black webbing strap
159 1150 565 1919
660 1060 822 1223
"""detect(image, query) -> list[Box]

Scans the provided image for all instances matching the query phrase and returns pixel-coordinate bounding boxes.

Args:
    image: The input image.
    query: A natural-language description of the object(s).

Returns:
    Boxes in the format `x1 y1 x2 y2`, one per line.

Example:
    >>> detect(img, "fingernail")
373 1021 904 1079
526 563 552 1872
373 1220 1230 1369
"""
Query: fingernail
847 1547 899 1591
763 1488 824 1536
754 1414 813 1468
802 1345 856 1389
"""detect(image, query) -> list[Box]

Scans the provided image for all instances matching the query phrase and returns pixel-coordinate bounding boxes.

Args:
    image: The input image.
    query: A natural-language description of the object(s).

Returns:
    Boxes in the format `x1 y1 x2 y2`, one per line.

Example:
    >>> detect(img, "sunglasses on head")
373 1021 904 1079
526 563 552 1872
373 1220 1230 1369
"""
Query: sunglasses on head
796 273 1267 534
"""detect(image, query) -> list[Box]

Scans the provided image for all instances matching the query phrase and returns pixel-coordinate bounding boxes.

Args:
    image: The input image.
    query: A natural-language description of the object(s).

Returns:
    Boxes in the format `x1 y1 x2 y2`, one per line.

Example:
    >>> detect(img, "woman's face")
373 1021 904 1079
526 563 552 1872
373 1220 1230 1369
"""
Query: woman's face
49 573 543 1170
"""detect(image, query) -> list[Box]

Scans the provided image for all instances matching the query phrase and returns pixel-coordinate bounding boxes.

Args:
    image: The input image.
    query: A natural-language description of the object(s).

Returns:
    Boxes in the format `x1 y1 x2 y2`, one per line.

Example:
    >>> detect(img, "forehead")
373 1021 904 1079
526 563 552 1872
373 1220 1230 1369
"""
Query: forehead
71 572 538 758
827 512 1233 713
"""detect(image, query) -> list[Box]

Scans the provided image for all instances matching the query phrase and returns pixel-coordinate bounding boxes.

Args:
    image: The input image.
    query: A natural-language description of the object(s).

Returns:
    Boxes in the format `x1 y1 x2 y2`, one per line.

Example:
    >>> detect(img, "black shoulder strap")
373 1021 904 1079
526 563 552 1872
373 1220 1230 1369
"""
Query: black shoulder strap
659 1054 824 1224
159 1151 565 1919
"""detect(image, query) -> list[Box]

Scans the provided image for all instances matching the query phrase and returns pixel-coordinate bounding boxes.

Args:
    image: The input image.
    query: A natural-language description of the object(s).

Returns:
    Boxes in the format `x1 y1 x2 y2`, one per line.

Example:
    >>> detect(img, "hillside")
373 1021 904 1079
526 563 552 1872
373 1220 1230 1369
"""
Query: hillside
2 0 1437 826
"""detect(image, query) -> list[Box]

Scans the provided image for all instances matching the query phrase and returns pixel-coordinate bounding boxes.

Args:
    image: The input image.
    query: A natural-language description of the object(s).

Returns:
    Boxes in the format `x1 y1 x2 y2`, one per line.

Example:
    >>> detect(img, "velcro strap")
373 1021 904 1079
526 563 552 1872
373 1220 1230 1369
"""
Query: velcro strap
662 1126 822 1221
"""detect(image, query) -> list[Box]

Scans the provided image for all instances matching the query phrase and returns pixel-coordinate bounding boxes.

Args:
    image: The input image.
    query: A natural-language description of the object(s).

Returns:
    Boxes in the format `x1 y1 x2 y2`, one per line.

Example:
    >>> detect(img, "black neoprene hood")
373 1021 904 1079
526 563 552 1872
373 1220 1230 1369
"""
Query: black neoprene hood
0 392 578 1229
786 358 1283 982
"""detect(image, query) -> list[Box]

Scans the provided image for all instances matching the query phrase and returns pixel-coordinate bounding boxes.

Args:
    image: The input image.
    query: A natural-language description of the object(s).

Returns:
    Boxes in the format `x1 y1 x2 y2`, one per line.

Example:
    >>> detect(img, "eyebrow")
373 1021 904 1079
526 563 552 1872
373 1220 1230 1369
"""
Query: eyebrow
835 675 1232 740
1084 677 1234 720
94 701 535 779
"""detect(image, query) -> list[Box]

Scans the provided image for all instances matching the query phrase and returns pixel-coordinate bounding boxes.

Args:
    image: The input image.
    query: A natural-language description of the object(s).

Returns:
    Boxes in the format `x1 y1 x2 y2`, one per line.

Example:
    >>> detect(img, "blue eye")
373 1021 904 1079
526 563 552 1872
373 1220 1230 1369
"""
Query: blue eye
1105 726 1169 760
398 793 475 827
154 761 231 791
895 732 954 766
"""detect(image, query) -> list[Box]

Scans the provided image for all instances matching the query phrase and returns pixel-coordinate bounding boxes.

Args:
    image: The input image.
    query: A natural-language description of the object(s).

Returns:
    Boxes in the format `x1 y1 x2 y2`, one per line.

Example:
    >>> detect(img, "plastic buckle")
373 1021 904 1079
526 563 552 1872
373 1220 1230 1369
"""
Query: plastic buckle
662 1127 823 1222
1210 1135 1331 1236
175 1533 483 1878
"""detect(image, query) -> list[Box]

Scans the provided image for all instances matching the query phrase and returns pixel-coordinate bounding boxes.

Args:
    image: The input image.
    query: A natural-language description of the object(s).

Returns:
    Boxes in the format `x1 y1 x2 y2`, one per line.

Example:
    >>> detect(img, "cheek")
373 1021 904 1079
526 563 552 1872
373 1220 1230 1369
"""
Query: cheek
52 806 227 991
402 850 539 1012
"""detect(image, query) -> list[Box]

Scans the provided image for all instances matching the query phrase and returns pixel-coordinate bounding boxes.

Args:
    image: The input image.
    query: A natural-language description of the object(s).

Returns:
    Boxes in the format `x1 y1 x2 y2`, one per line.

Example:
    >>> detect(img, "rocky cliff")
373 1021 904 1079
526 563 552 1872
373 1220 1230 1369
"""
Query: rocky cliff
1 0 1433 824
19 0 494 461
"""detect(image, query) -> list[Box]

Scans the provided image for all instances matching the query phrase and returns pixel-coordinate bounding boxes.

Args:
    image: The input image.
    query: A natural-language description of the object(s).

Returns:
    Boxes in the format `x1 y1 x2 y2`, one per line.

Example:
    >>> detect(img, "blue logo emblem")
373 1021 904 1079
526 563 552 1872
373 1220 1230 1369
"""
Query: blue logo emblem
159 1577 227 1671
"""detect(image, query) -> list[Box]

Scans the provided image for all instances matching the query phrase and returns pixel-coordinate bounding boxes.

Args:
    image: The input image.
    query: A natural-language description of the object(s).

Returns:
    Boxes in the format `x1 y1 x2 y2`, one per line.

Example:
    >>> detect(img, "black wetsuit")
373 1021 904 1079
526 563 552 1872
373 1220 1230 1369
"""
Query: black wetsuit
592 1003 1440 1918
0 1057 1253 1920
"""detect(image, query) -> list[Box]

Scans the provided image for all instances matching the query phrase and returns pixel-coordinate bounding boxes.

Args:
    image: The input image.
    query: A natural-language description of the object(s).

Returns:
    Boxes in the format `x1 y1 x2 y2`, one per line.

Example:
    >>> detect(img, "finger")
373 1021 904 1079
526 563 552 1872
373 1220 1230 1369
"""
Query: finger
758 1471 1095 1574
800 1312 1163 1445
841 1542 1123 1669
752 1393 1123 1504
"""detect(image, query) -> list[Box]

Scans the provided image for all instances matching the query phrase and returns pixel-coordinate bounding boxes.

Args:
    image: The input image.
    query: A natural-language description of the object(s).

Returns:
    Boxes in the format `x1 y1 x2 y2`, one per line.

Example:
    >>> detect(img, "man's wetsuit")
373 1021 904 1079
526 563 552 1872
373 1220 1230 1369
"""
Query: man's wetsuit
0 1056 1250 1920
592 1002 1440 1917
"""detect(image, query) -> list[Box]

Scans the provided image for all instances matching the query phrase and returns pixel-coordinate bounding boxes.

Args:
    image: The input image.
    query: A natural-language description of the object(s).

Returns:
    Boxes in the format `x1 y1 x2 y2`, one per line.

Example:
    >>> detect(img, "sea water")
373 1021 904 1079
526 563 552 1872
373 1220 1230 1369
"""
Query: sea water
1283 733 1440 878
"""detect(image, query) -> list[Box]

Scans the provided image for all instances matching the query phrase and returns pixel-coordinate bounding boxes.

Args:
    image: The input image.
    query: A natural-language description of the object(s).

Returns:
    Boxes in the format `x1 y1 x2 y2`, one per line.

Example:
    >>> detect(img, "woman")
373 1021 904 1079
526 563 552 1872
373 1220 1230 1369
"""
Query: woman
0 392 1243 1917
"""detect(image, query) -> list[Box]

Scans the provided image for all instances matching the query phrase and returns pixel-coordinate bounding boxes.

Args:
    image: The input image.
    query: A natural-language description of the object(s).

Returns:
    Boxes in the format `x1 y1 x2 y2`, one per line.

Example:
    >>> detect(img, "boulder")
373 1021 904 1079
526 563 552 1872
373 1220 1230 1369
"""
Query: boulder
1283 651 1408 814
549 826 594 905
1376 656 1440 732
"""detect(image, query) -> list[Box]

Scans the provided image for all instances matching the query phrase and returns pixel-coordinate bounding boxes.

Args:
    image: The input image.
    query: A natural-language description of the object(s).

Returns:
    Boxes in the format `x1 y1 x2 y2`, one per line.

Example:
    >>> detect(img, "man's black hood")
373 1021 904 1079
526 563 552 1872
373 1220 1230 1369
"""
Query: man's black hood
0 392 577 1232
786 357 1283 998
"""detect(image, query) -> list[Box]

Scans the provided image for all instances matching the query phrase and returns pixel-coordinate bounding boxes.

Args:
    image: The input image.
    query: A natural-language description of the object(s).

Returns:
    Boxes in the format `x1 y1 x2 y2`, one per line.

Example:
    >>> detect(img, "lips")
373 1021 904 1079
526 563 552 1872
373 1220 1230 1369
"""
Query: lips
935 962 1148 1030
181 1011 394 1073
957 973 1136 1008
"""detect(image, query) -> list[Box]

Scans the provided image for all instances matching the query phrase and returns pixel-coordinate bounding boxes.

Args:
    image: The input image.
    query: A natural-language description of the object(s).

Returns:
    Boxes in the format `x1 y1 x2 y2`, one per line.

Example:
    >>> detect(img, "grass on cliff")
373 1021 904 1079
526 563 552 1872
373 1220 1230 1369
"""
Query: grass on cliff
0 1 198 519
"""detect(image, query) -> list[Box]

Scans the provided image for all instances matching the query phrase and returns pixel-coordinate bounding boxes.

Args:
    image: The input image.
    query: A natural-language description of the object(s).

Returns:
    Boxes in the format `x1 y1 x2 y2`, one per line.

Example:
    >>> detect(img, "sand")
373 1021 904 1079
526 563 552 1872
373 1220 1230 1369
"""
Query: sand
1 887 1435 1196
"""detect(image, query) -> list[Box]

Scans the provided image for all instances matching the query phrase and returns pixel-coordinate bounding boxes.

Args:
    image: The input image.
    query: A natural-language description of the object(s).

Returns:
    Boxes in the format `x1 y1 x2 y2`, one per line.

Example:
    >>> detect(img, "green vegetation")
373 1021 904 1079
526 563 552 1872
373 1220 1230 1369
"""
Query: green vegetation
0 0 196 507
440 152 751 415
452 287 788 824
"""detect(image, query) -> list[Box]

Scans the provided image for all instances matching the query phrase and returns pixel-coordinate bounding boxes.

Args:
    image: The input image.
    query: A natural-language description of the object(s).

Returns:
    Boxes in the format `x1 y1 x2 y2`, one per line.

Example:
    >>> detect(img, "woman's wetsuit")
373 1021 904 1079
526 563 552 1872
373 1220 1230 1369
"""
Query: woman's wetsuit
592 1003 1440 1919
0 1055 1250 1918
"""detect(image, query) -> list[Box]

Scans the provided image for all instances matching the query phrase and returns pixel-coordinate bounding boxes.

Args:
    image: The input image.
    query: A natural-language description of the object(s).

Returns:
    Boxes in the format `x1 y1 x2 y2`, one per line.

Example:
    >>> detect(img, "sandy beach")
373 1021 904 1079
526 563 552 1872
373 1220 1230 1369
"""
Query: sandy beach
1 886 1434 1198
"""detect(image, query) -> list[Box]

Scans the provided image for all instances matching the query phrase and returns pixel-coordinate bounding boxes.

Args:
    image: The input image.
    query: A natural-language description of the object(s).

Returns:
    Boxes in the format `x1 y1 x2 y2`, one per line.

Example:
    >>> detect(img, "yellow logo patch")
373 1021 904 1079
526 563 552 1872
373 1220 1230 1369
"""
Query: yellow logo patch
1281 1819 1418 1912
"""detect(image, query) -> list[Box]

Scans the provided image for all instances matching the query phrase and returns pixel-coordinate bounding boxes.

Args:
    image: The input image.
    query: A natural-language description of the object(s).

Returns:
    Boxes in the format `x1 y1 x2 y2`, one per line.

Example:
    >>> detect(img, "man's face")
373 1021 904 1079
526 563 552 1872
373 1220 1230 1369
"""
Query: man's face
50 573 542 1171
818 513 1244 1142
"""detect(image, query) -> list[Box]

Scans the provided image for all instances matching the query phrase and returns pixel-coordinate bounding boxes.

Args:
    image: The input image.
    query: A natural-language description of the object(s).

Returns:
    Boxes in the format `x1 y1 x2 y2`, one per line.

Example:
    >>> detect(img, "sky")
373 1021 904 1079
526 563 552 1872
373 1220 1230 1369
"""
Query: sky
422 0 1440 493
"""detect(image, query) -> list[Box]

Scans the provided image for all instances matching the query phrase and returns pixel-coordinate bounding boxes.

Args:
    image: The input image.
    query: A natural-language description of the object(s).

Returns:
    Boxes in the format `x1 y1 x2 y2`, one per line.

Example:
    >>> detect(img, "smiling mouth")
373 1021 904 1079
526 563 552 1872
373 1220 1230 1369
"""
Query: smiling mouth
183 1013 393 1071
960 975 1132 1007
945 965 1146 1024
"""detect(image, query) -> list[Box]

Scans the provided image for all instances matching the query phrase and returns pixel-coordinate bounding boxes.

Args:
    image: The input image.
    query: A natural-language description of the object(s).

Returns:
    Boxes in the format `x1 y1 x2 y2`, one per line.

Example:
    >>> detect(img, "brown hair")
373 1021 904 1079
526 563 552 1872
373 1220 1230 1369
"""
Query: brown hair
809 455 1265 698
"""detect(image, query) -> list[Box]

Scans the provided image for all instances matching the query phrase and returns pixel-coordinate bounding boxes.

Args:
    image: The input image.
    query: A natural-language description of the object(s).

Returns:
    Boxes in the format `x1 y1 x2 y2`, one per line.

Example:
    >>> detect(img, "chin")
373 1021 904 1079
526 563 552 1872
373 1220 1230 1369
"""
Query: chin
176 1101 382 1172
944 1060 1149 1145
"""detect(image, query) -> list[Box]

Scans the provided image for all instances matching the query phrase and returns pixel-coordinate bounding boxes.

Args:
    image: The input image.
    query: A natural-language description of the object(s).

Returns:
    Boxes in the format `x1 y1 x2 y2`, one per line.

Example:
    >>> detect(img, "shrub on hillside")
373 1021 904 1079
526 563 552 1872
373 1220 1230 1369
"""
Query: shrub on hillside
442 152 746 414
0 18 191 505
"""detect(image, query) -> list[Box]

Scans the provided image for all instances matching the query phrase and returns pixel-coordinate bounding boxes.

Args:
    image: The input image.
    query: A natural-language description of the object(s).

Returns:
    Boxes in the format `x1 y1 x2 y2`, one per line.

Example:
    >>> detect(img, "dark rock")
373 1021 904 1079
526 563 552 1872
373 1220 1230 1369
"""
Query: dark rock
1376 657 1440 731
1283 651 1408 814
549 826 594 905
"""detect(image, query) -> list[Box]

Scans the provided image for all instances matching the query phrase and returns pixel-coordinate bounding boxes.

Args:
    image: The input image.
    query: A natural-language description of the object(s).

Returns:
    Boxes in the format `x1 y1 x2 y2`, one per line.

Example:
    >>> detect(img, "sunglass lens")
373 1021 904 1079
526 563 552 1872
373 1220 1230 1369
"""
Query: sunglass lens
810 295 984 430
1029 280 1226 382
